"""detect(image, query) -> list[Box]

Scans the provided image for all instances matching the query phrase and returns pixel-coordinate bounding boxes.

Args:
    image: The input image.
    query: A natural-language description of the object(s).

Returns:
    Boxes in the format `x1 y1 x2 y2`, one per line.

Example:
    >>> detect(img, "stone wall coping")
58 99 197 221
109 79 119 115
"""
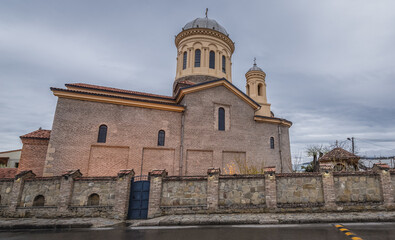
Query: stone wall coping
219 174 265 179
277 202 325 208
24 177 62 182
16 206 58 209
163 176 207 181
160 205 207 209
0 178 14 182
335 201 383 206
74 177 117 181
276 172 321 178
333 171 379 176
68 205 114 209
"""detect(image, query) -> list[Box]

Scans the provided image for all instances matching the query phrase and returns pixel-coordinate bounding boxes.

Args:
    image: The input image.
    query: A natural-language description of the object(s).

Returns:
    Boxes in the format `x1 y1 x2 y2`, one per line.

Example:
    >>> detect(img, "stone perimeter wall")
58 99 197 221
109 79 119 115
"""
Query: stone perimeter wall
1 168 394 219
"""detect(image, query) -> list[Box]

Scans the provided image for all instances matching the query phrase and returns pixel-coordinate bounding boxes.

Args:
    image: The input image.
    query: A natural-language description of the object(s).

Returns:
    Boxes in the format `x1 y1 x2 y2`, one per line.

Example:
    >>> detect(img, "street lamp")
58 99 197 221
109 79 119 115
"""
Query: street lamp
347 137 355 154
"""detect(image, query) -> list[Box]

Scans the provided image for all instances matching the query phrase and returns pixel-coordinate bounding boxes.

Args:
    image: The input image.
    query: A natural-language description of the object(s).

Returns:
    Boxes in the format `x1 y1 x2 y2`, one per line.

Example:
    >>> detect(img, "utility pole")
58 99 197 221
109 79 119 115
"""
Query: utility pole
347 137 355 154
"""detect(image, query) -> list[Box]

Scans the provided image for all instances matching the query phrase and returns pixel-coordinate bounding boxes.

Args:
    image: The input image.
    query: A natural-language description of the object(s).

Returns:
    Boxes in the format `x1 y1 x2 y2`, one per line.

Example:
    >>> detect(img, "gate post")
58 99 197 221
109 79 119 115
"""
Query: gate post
373 164 394 207
207 168 220 211
8 170 35 216
264 166 277 210
320 163 336 210
58 170 82 215
147 169 167 219
115 169 135 219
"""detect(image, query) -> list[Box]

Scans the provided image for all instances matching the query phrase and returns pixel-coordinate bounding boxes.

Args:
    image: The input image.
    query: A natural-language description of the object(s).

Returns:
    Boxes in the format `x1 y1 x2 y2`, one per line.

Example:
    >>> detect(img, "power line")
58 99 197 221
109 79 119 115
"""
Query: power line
356 138 395 151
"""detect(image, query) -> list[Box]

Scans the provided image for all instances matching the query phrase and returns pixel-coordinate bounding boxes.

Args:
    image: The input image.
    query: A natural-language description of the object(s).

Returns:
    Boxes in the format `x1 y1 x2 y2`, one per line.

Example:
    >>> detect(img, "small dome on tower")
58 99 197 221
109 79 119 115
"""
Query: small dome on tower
183 17 228 35
248 58 264 72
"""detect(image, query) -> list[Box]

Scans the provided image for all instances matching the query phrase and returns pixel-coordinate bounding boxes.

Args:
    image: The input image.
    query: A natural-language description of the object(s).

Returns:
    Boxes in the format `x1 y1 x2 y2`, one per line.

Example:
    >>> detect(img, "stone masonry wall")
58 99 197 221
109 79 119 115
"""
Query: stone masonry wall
20 178 61 207
0 180 13 206
276 174 324 207
160 178 207 206
218 176 265 208
71 178 117 206
334 173 382 204
391 172 395 202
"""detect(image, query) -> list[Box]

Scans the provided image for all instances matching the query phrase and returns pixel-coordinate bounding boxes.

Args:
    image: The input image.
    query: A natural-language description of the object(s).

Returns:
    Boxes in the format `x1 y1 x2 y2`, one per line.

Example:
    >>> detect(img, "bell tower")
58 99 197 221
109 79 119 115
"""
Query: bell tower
245 59 272 117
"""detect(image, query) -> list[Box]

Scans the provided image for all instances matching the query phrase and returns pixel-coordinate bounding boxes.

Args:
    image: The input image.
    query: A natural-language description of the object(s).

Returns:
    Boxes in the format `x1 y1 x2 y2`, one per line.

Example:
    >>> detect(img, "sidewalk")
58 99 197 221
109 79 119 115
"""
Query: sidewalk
128 211 395 227
0 218 123 230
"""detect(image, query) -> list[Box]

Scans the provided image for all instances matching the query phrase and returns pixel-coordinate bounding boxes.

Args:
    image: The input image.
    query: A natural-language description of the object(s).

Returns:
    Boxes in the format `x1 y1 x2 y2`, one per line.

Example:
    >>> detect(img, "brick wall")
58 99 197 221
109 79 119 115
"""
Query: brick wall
18 138 49 176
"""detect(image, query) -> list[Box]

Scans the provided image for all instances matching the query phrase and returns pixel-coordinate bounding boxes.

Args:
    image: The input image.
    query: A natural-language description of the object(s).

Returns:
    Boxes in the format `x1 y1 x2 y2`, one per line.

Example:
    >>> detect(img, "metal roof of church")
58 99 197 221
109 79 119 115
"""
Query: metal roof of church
183 17 228 35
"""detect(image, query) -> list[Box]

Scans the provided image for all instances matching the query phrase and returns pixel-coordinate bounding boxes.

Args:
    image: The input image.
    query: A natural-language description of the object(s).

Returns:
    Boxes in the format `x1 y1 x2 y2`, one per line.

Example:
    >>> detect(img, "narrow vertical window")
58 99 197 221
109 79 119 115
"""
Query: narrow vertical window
270 137 275 149
222 55 226 73
218 107 225 131
97 125 107 143
209 51 215 69
194 49 201 67
246 84 250 95
183 51 187 70
258 84 262 96
158 130 165 146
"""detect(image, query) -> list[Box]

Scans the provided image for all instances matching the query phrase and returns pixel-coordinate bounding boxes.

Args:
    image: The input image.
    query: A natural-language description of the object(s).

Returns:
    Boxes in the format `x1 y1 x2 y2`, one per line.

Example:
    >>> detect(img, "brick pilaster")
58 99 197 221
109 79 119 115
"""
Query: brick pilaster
114 169 135 219
8 171 36 214
320 164 336 209
207 168 220 210
264 167 277 209
373 164 394 207
58 170 82 214
147 169 167 219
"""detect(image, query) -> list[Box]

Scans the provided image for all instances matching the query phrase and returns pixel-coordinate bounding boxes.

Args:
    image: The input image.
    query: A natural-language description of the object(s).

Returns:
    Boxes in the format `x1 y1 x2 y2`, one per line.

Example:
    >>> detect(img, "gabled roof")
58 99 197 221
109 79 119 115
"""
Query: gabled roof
65 83 174 101
20 129 51 140
319 147 360 162
175 78 260 110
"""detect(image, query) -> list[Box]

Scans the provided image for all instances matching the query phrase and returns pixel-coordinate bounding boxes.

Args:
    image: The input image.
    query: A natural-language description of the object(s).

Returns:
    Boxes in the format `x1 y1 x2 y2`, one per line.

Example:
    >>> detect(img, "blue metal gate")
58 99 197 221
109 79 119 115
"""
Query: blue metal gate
127 175 150 219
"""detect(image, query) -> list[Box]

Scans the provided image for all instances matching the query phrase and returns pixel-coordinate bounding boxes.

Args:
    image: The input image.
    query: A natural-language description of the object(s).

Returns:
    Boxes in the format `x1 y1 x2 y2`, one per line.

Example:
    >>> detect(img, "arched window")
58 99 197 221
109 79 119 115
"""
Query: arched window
258 84 263 96
194 49 201 67
334 163 345 172
222 55 226 73
158 130 165 146
33 195 45 207
218 107 225 131
246 84 250 95
183 51 187 70
270 137 275 149
209 51 215 69
87 193 100 206
97 125 107 143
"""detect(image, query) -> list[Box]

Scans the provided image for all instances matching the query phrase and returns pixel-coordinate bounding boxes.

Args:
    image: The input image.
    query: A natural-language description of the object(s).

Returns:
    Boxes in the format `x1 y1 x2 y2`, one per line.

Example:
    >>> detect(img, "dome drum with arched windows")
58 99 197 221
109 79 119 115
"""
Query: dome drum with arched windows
174 15 234 94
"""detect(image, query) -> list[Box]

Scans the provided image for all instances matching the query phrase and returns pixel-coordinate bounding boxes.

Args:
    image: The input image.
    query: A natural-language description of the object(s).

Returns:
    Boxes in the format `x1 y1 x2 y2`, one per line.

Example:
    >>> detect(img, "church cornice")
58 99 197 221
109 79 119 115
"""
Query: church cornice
254 115 292 127
175 78 259 110
51 88 185 112
175 28 235 54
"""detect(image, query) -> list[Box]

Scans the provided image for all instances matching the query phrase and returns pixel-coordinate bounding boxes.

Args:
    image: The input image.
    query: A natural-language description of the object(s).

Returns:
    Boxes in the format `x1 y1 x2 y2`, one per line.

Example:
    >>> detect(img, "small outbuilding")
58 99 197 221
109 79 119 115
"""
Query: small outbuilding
319 147 360 172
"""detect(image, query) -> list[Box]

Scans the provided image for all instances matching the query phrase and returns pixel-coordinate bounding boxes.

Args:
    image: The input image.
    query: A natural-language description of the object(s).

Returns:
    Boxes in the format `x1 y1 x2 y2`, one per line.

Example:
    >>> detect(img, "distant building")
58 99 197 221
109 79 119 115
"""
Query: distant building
319 147 360 171
0 149 21 168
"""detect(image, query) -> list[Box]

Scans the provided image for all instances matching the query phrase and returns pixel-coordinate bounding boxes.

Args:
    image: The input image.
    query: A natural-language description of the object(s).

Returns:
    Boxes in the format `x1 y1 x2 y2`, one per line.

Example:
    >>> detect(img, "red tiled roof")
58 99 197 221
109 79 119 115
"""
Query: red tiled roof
20 129 51 139
319 147 359 161
0 168 17 179
66 83 174 100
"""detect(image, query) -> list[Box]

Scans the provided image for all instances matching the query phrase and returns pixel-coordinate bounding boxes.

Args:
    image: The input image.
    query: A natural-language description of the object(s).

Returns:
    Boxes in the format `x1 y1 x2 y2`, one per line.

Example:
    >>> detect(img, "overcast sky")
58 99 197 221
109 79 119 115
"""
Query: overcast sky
1 0 394 162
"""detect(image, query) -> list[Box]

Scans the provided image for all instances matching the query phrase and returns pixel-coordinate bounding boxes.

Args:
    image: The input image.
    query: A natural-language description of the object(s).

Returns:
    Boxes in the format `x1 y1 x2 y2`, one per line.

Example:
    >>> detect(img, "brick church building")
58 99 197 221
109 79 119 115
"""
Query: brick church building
18 14 293 177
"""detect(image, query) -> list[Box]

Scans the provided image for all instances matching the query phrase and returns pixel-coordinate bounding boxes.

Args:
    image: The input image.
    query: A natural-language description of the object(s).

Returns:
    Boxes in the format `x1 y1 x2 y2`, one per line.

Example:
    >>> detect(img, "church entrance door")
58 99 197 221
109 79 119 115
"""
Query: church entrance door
127 175 150 219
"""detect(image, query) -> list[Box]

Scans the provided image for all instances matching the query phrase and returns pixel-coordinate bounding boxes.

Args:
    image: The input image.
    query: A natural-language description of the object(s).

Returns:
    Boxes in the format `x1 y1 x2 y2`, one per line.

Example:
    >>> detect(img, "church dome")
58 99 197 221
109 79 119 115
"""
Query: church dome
248 60 264 72
183 17 228 35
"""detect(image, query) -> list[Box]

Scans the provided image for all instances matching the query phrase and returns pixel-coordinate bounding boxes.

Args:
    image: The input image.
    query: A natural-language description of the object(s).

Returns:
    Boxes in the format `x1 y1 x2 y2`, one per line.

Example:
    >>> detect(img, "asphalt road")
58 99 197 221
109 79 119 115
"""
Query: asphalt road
0 223 394 240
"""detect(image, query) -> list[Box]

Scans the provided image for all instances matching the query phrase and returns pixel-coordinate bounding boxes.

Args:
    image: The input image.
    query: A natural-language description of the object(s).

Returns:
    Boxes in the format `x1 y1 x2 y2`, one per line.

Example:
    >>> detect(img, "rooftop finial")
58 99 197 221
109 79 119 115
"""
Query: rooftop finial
253 57 257 66
205 8 208 18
